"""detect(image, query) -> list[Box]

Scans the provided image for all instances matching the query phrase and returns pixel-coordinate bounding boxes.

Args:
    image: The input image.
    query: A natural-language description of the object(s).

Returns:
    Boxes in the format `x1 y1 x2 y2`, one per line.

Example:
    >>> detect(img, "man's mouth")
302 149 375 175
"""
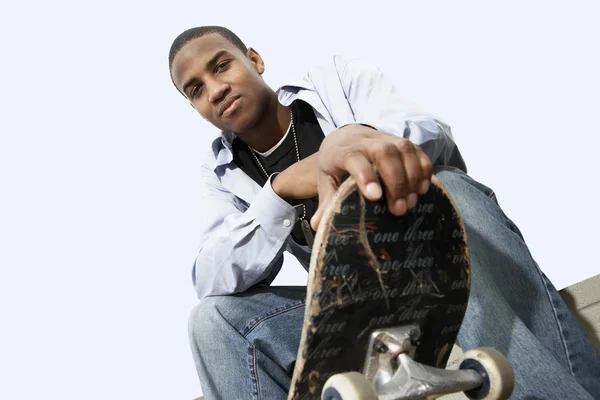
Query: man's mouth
219 95 241 116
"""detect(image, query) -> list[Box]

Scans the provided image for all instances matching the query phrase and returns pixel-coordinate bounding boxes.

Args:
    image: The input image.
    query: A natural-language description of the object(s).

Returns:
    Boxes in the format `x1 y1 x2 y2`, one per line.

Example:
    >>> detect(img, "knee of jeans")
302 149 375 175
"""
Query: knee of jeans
434 165 496 202
434 165 468 190
188 297 228 347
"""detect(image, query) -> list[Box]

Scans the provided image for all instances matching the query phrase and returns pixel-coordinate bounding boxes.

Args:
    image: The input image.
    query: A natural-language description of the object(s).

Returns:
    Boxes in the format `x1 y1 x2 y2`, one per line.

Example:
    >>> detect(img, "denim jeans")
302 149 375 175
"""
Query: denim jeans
188 166 600 399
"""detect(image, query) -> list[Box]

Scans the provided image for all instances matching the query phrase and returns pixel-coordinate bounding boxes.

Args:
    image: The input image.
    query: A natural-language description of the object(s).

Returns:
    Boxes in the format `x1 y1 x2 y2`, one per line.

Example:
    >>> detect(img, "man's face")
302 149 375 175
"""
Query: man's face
171 33 270 133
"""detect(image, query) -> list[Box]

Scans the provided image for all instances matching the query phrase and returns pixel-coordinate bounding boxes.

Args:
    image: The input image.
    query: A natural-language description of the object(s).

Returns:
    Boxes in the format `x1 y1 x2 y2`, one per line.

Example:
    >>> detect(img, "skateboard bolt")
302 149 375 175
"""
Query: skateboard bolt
374 341 389 354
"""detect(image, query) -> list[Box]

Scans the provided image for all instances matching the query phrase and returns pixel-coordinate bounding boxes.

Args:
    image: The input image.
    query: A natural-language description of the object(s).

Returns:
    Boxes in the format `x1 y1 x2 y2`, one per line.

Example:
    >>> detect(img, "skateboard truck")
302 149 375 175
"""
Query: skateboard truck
322 324 514 400
364 324 483 399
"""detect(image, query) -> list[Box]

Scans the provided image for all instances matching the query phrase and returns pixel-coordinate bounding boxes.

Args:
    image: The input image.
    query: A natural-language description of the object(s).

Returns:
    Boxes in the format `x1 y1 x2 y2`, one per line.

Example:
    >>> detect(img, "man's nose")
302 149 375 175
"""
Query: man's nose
208 81 229 105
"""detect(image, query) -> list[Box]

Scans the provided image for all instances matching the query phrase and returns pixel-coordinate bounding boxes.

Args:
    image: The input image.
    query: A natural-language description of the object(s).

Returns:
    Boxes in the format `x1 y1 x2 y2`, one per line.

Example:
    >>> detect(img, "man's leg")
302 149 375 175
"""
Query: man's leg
436 166 600 399
188 285 306 400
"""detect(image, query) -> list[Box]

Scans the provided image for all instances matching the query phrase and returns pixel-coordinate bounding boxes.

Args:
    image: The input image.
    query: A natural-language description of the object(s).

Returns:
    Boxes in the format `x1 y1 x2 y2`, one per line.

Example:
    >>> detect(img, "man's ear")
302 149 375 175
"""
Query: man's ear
247 47 265 75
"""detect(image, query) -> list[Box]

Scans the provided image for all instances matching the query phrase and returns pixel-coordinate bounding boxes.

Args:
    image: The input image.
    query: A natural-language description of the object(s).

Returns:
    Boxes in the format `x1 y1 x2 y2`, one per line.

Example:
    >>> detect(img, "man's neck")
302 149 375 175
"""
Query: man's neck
237 96 290 153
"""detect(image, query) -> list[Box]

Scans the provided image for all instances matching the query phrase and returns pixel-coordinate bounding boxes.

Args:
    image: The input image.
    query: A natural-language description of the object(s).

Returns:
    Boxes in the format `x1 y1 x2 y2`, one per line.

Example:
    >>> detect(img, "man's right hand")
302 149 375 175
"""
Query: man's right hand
310 125 433 230
272 153 319 201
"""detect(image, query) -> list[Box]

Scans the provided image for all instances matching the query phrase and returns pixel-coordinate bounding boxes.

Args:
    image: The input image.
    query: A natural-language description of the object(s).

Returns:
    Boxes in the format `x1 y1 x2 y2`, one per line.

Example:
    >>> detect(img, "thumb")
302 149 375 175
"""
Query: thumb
310 174 338 231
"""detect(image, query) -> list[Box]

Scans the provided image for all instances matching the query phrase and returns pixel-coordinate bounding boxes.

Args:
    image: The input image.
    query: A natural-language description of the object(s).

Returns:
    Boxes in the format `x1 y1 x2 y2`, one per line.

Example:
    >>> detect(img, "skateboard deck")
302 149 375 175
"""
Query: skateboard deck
288 175 471 399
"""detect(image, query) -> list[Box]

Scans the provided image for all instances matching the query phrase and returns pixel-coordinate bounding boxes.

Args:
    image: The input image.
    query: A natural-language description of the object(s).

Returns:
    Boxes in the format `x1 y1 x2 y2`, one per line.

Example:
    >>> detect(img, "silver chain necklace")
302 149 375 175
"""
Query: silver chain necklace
250 110 315 247
250 110 306 220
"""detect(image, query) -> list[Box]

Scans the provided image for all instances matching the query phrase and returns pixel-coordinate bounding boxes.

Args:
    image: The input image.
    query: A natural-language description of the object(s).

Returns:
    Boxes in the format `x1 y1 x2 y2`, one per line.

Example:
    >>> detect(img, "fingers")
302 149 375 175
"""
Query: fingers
415 145 433 195
313 131 434 229
312 152 380 231
368 139 422 215
394 140 422 208
366 138 430 215
368 141 407 215
343 152 382 201
311 174 339 231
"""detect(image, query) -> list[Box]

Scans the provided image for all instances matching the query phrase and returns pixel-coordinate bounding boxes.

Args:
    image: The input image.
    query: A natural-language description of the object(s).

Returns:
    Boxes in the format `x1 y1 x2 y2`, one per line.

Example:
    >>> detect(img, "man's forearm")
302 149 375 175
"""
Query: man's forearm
271 152 319 201
271 172 294 201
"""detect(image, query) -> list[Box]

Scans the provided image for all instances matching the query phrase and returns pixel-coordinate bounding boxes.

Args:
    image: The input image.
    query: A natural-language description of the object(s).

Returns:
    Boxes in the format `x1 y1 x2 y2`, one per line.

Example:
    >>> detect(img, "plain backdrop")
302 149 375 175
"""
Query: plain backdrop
1 1 598 398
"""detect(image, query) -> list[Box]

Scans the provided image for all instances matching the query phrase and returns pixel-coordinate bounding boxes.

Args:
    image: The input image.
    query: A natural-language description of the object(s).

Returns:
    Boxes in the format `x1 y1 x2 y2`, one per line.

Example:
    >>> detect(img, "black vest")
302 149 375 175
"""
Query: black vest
232 100 325 245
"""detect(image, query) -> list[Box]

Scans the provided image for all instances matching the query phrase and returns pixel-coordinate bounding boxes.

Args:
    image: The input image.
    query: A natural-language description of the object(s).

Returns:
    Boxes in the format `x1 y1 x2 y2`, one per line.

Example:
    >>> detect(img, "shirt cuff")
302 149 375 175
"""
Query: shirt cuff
247 173 298 239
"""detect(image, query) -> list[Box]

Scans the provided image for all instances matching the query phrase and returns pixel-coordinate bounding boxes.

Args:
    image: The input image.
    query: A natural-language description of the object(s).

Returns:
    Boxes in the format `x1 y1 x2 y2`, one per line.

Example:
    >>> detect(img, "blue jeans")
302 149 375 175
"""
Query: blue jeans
188 166 600 399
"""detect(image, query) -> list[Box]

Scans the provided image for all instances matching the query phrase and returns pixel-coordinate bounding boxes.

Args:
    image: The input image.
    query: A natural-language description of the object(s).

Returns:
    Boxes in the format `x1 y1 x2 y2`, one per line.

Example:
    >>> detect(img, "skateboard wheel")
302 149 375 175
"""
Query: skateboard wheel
321 372 378 400
459 347 515 400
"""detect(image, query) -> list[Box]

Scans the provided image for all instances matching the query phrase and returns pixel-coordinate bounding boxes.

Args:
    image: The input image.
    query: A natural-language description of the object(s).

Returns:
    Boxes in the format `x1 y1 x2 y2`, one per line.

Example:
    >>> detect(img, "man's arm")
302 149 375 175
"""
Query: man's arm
311 56 467 229
192 156 298 300
272 153 319 201
337 56 466 171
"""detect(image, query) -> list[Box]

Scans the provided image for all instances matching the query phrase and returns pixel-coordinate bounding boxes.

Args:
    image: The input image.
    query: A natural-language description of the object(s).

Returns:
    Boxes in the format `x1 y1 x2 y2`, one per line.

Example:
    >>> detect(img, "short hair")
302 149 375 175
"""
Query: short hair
168 26 248 77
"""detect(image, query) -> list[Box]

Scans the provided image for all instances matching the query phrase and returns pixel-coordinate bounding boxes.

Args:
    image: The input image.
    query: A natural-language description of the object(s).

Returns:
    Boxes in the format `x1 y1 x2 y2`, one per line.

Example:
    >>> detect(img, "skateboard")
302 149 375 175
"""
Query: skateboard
287 175 515 400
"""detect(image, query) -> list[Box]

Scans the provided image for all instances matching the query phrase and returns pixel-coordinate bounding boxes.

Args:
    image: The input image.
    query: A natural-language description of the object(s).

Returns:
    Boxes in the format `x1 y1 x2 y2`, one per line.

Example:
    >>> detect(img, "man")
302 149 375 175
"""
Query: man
168 26 600 399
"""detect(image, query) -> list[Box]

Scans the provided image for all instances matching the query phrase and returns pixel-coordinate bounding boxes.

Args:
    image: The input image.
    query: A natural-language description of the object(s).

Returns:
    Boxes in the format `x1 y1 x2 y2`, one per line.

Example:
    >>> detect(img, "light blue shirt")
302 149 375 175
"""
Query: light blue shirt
192 55 467 300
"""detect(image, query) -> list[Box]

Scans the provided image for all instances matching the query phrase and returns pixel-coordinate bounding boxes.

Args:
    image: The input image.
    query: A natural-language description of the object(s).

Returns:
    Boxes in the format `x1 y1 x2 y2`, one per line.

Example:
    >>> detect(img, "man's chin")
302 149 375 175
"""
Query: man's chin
227 114 261 135
213 117 245 134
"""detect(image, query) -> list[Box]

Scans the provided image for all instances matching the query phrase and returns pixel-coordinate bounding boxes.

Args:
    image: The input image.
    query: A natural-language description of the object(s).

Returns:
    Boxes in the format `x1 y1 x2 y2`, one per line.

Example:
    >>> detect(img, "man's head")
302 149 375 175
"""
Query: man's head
169 26 274 134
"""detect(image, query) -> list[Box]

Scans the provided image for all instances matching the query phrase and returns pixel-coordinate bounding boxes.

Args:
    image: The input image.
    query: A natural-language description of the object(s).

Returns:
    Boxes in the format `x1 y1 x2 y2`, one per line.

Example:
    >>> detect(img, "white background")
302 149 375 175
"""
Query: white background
1 1 598 399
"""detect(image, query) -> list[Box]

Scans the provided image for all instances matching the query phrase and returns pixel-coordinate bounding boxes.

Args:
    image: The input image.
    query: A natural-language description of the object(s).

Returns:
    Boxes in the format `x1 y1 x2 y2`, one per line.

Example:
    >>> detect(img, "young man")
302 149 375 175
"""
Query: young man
168 26 600 399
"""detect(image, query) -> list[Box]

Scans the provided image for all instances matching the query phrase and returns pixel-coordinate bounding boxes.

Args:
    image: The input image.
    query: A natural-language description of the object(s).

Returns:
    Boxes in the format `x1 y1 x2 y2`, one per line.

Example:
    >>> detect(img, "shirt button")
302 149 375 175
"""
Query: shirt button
283 219 291 227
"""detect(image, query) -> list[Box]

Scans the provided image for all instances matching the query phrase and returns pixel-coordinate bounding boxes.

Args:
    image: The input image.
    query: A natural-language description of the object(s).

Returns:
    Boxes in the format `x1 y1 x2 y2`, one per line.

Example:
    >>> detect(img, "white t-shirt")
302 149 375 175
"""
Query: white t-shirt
251 120 292 158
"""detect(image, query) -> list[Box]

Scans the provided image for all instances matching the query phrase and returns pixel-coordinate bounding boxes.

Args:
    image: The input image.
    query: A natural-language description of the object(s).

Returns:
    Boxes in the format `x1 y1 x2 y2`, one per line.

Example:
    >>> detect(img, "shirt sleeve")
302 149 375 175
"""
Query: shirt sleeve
191 160 298 300
335 56 467 172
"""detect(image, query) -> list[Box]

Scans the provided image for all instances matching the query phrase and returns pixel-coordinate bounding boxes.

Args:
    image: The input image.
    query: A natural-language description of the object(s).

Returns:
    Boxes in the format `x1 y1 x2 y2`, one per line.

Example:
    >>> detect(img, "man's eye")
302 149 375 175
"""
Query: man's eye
191 85 202 98
216 60 230 71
